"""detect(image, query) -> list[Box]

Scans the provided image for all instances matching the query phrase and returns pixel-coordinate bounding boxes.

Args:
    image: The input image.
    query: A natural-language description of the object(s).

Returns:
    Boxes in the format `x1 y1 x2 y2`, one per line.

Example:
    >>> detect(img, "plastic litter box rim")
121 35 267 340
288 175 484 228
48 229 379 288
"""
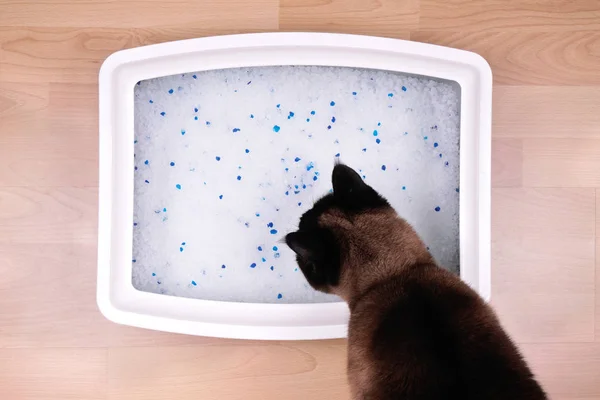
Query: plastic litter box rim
97 32 492 340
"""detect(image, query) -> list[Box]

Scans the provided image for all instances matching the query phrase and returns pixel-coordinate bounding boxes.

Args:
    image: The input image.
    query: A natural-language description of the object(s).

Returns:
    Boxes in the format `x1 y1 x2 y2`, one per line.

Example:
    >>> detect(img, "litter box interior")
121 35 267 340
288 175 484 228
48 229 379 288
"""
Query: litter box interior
132 65 461 304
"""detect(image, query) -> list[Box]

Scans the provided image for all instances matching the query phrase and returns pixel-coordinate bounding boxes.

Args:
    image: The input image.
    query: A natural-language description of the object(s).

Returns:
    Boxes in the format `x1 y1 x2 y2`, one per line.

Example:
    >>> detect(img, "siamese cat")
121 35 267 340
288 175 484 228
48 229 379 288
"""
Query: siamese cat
285 163 546 400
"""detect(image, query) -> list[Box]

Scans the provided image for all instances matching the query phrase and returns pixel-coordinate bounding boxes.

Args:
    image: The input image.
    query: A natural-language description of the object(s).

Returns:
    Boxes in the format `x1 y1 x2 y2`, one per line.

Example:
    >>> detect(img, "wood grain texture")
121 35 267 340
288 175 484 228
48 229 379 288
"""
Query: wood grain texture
0 27 277 84
1 0 600 398
492 139 522 187
521 343 600 399
420 0 600 32
0 187 97 244
280 0 416 37
523 139 600 187
0 348 107 400
492 188 595 343
107 342 349 400
410 31 600 85
597 191 600 340
493 86 600 139
0 0 279 28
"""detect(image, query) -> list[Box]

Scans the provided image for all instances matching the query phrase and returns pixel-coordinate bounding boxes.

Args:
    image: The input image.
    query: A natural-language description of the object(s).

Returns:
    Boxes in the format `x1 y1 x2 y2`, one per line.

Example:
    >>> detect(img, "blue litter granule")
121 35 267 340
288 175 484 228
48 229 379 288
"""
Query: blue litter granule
170 161 175 166
232 128 240 133
310 110 316 115
273 125 281 132
277 293 283 299
381 165 387 171
175 184 181 190
330 101 335 106
270 229 278 234
376 138 381 144
191 280 197 286
250 263 257 268
435 206 441 212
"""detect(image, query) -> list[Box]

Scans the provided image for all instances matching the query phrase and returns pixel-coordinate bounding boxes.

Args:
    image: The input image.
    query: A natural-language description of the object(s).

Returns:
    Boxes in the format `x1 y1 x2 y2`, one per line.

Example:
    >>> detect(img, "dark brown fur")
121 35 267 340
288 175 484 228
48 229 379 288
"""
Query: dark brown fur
286 164 546 400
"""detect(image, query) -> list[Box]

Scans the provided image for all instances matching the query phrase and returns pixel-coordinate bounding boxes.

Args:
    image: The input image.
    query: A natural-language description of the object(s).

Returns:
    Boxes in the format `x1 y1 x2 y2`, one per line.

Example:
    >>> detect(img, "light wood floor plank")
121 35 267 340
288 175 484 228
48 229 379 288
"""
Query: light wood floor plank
522 139 600 187
0 0 279 29
492 138 522 188
280 0 416 37
521 343 600 398
0 187 97 244
419 0 600 32
0 27 276 84
493 86 600 139
0 348 107 400
410 31 600 85
492 188 595 343
107 343 349 400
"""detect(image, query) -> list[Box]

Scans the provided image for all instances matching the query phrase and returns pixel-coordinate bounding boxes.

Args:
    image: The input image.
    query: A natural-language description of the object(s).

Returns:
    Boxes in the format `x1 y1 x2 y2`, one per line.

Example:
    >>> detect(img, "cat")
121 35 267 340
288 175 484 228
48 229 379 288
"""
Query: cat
285 163 547 400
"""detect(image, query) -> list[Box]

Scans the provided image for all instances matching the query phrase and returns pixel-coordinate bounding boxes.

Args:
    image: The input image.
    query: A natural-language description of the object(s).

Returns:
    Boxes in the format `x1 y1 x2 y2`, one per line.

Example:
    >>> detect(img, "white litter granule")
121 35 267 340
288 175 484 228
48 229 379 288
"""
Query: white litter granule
132 66 460 304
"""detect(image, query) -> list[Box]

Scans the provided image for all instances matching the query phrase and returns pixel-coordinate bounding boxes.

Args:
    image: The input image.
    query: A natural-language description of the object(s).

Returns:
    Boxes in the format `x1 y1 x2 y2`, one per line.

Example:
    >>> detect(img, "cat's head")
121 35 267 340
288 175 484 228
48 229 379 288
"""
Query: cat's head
285 163 430 300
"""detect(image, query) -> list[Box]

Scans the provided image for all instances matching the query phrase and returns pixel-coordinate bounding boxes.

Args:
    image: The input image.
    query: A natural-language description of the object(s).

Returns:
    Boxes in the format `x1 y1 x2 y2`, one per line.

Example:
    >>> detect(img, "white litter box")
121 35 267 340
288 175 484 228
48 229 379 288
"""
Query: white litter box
97 33 492 340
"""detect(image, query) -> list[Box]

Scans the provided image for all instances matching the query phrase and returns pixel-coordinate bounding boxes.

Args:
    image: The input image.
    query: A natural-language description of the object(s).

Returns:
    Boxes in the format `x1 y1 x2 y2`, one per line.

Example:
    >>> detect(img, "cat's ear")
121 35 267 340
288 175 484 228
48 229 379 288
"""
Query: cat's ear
285 231 315 260
332 163 369 197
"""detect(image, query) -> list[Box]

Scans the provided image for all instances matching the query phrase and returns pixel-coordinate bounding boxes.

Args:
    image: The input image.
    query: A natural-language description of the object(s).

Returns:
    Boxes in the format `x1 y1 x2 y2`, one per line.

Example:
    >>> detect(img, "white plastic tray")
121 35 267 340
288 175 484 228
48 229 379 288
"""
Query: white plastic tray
98 32 492 340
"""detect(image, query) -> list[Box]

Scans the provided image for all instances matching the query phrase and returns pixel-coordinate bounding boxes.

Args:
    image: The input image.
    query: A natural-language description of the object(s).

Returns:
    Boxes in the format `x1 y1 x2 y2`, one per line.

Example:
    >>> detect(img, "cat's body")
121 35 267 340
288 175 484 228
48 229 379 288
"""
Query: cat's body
285 164 546 400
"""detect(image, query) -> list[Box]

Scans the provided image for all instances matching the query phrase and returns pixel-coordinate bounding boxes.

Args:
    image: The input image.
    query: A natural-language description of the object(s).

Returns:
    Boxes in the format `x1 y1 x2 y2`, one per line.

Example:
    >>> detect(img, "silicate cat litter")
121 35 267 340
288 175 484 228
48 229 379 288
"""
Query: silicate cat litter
132 66 460 304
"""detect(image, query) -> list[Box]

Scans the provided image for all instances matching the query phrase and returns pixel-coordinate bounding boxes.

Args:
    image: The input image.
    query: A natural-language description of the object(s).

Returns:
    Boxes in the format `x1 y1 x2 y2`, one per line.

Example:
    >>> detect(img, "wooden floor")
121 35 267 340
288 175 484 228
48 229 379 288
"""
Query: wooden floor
1 0 600 398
